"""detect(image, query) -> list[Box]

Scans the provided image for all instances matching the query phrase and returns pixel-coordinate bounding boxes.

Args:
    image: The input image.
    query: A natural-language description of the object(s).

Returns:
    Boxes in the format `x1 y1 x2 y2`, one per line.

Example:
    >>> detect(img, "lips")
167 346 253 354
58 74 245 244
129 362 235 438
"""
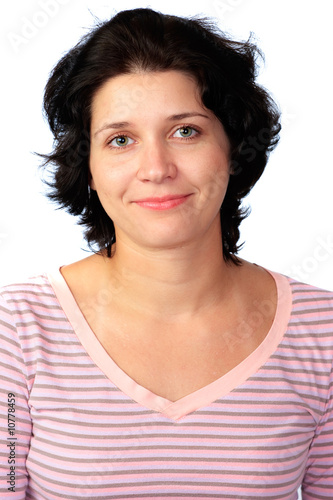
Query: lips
133 194 192 210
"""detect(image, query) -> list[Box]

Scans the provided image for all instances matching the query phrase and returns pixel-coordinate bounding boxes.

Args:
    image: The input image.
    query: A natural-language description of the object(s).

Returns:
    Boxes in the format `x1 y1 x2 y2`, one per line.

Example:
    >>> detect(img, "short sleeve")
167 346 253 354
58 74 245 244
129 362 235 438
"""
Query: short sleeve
0 294 32 498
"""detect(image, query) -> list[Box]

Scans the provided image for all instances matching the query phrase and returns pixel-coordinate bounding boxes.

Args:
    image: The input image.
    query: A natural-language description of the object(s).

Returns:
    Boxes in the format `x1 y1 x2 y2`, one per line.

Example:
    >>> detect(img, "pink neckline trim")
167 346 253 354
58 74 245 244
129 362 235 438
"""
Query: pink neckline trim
47 268 292 421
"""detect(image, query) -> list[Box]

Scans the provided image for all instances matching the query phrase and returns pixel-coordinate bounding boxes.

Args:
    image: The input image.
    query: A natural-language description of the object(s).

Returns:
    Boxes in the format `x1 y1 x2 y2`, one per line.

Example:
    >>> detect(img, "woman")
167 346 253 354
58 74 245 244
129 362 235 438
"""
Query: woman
0 7 332 499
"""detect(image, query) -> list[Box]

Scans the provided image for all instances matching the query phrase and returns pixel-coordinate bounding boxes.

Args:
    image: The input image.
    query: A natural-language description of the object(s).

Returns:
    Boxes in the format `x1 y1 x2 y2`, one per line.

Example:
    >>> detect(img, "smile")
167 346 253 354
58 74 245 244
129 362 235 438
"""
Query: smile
133 194 192 211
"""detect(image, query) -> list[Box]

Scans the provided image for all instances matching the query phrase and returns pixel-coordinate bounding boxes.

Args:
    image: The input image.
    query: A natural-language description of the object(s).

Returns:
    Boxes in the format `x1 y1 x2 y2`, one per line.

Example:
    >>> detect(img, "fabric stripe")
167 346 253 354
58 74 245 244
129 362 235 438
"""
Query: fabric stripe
0 271 332 499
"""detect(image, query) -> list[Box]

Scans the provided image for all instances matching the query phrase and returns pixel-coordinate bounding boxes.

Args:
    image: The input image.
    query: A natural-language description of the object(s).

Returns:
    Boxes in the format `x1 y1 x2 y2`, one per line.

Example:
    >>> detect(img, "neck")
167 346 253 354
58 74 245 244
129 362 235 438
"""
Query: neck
100 230 239 320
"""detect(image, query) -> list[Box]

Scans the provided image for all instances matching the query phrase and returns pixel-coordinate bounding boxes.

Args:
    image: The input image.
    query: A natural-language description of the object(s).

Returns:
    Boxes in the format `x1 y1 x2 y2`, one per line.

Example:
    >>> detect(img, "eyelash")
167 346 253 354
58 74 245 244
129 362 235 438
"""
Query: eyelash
106 125 200 149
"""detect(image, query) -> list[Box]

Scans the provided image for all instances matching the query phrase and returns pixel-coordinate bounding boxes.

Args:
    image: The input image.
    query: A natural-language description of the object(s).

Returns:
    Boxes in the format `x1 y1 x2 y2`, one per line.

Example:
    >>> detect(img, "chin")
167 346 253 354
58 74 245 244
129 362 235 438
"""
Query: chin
124 228 195 251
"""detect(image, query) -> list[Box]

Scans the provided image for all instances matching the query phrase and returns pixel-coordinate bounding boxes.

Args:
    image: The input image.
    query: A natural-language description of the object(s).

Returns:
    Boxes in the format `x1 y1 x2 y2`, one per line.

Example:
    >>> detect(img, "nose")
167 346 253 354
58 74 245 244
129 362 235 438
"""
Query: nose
136 139 177 183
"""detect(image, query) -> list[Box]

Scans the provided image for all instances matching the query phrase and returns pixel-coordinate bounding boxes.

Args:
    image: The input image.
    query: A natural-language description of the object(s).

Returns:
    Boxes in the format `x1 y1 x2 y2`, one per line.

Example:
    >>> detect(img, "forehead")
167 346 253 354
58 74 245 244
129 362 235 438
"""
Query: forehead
90 71 206 123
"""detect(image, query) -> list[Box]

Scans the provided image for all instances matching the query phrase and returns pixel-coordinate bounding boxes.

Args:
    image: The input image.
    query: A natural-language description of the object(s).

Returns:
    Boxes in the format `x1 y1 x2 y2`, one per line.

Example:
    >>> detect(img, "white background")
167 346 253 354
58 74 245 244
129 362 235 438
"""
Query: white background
1 0 332 293
2 2 331 497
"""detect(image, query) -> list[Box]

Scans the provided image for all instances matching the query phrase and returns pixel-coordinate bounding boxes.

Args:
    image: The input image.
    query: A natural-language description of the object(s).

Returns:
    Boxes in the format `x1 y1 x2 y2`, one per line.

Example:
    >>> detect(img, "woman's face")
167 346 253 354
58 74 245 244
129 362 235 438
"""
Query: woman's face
89 70 231 252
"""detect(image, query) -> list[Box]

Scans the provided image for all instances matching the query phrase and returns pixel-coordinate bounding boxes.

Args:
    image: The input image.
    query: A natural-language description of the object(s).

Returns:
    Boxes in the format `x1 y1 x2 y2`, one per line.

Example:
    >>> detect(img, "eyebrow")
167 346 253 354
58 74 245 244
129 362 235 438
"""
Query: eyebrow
94 122 131 138
168 112 209 121
93 112 210 138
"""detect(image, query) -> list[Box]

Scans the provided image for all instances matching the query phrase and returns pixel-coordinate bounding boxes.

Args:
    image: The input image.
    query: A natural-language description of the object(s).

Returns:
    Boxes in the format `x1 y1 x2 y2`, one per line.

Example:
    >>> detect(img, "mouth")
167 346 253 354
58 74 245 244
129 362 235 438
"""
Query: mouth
133 194 192 210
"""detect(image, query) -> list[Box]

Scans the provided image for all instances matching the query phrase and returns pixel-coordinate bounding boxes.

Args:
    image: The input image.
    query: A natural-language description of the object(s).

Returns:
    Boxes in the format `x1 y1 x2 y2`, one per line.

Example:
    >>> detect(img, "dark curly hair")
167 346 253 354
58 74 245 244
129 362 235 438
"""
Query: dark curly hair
40 7 281 264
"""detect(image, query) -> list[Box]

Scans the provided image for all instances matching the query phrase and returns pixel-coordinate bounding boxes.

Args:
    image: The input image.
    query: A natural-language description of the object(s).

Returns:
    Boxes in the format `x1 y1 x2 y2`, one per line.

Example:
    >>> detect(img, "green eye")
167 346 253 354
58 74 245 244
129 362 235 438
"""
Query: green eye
173 126 198 139
109 135 135 148
179 127 194 137
113 136 129 147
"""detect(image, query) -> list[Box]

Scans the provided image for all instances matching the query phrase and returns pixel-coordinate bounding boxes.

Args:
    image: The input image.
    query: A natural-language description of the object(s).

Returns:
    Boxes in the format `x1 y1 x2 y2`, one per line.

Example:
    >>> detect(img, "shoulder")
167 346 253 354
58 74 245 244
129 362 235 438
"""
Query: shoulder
266 269 333 325
0 273 79 371
255 262 333 312
0 274 61 336
0 274 56 311
286 274 333 311
274 273 333 361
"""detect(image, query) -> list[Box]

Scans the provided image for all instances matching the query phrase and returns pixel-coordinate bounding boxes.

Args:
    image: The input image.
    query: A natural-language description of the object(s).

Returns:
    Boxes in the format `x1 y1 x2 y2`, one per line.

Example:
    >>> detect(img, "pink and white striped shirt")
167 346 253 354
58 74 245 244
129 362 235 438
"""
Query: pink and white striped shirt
0 268 332 499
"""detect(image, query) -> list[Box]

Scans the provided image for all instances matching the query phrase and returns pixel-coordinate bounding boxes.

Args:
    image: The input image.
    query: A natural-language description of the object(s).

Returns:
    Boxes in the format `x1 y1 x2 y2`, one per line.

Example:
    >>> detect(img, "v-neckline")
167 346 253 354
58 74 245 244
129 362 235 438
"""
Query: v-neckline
47 267 292 421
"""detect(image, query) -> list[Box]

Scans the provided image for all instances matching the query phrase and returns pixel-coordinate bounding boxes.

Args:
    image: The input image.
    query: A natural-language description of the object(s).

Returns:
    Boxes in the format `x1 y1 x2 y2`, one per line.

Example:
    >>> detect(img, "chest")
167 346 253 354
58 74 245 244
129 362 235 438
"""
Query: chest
61 261 277 402
90 307 274 401
28 359 315 498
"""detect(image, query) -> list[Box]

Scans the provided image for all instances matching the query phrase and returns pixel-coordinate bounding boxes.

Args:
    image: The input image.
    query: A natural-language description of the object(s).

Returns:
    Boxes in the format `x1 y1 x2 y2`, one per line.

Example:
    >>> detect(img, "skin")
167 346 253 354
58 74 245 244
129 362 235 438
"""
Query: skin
62 71 277 401
89 71 231 255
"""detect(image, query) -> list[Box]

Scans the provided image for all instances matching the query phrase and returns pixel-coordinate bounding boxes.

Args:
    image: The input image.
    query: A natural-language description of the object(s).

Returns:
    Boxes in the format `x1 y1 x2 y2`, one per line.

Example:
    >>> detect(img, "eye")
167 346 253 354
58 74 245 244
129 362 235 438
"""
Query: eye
109 135 135 148
173 126 199 139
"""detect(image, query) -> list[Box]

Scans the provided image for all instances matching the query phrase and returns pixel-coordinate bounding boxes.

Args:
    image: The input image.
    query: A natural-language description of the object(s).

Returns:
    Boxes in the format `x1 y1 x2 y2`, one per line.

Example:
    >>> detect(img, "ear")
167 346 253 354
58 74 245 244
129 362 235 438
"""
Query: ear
88 171 96 191
229 159 241 176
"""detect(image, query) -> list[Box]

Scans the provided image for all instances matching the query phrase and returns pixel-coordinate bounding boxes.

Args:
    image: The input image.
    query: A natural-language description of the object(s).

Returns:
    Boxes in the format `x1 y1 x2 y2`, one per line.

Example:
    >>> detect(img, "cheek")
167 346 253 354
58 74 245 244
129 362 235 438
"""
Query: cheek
89 155 115 194
89 152 101 191
199 155 230 206
89 159 133 210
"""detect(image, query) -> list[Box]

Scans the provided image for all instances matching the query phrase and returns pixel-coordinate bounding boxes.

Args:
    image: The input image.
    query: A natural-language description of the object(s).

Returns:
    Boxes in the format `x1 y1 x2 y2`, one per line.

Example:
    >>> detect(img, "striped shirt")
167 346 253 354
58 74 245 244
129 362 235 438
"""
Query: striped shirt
0 268 332 499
